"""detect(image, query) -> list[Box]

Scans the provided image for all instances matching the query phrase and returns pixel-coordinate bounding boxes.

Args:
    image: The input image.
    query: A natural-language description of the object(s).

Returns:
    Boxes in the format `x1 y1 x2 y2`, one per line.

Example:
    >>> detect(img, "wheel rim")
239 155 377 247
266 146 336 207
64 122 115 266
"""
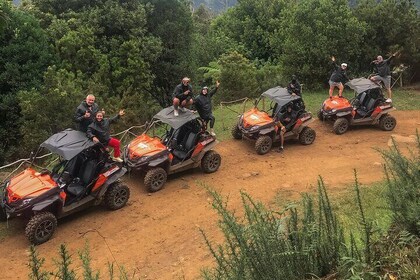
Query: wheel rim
260 139 271 153
338 121 348 133
208 155 220 171
35 220 54 240
384 118 395 130
114 187 128 206
305 131 315 143
152 173 165 188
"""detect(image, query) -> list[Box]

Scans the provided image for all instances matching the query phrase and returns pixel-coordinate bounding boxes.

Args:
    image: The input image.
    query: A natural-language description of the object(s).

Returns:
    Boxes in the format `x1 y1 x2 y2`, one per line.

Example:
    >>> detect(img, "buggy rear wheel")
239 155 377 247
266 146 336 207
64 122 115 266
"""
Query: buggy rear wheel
144 168 167 193
201 150 221 173
231 124 242 140
255 135 272 155
333 118 349 135
379 115 396 131
299 127 316 145
105 183 130 210
25 212 57 245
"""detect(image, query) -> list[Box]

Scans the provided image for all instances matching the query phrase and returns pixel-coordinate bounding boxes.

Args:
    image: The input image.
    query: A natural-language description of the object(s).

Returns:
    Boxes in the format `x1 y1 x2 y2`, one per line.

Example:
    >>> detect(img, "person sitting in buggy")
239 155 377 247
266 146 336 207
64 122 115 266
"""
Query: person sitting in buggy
275 104 298 151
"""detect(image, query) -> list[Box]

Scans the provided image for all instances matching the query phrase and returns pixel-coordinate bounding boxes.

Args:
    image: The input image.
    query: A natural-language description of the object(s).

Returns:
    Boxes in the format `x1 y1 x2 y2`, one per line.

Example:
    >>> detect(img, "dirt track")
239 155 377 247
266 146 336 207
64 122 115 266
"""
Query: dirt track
1 111 419 280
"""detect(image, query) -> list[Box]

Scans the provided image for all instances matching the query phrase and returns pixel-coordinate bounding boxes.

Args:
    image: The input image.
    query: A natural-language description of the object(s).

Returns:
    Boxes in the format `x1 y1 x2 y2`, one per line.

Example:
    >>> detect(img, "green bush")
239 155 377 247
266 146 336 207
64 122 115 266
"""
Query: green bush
201 179 347 279
381 133 420 236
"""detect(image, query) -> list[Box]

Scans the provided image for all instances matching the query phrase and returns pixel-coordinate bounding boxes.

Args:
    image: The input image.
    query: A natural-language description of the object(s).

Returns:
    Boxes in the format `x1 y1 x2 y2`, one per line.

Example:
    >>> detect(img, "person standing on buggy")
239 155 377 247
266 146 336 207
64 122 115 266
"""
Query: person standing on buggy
275 105 297 152
173 77 194 116
370 52 399 103
287 75 301 96
194 80 220 136
87 109 125 162
328 56 349 99
74 94 99 132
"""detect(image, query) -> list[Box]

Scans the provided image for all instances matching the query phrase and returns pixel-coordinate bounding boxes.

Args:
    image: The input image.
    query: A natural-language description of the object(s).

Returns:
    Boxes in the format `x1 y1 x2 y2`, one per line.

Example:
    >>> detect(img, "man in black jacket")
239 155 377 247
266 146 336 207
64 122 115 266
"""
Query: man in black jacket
194 81 220 136
287 75 301 96
370 52 398 103
87 109 125 162
173 77 194 116
328 56 349 99
74 94 99 132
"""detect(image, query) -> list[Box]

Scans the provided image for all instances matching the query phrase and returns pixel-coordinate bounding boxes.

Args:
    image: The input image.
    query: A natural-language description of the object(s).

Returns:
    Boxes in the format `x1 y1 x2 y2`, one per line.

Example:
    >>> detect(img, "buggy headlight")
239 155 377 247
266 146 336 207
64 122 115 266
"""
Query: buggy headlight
249 125 260 132
22 198 33 206
331 109 337 113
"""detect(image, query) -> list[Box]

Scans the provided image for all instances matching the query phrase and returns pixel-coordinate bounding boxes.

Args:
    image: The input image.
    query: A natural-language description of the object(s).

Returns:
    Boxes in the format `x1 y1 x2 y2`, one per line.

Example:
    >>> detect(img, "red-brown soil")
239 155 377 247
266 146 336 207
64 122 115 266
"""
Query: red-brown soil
1 110 419 280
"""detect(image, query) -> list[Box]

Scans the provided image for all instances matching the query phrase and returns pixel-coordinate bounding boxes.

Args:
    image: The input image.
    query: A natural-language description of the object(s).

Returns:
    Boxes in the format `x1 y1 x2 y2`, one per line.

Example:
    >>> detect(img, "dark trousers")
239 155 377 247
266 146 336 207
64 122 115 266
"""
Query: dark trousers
204 115 215 128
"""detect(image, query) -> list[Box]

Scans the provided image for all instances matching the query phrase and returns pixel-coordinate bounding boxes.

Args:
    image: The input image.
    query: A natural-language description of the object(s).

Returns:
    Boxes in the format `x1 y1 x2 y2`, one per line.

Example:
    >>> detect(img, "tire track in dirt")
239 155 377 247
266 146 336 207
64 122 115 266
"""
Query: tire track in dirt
0 111 419 280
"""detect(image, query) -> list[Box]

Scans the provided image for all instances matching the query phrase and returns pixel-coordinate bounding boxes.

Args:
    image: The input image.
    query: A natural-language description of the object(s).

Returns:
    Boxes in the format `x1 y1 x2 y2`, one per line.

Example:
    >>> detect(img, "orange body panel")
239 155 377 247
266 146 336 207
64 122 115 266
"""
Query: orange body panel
128 134 167 159
371 107 382 118
323 96 352 111
242 108 274 128
91 165 120 192
7 168 57 202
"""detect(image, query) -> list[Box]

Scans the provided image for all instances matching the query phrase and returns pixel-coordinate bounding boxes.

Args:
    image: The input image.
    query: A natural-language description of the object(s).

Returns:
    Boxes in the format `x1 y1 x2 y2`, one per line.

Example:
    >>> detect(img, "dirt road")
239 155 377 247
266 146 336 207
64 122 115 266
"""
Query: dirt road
1 111 419 280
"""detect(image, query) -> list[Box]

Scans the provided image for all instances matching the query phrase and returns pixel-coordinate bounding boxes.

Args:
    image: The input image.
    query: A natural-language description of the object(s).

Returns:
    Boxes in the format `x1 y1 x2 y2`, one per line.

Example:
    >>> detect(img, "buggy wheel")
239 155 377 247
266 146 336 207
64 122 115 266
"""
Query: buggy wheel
201 150 221 173
231 124 242 140
333 118 349 135
25 212 57 245
255 135 272 155
105 183 130 210
317 109 324 121
299 127 316 145
144 168 167 193
379 115 396 131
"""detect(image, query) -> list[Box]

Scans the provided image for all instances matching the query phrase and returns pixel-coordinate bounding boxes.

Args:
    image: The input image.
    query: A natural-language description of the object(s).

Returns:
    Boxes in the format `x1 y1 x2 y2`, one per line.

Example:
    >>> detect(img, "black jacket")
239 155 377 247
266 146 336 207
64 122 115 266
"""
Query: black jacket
173 83 193 101
86 115 119 144
74 101 99 133
329 62 349 84
287 81 301 96
373 55 394 77
194 87 218 119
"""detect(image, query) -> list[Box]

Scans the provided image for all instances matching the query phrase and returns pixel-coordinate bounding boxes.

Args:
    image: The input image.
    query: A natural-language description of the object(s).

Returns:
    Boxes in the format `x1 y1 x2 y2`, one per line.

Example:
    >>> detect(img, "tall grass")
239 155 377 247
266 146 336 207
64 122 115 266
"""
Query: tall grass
201 179 347 279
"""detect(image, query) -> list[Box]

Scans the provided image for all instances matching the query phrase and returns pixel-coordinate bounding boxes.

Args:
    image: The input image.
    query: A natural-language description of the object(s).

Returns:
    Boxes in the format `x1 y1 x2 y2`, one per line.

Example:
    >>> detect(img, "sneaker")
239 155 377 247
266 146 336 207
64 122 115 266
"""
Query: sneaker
385 98 392 103
113 157 123 163
174 109 179 116
277 146 284 153
210 130 216 137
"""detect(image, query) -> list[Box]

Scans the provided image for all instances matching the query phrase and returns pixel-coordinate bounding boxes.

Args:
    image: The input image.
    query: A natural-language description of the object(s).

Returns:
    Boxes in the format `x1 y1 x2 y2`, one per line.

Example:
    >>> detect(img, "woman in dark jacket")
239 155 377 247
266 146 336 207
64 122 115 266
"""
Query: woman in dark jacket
87 109 125 162
328 56 349 98
194 81 220 136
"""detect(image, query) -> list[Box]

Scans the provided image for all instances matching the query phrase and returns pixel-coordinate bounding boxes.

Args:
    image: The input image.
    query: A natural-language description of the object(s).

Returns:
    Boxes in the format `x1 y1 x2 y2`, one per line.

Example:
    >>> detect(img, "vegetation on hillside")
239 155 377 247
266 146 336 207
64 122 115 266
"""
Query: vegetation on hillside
0 0 418 165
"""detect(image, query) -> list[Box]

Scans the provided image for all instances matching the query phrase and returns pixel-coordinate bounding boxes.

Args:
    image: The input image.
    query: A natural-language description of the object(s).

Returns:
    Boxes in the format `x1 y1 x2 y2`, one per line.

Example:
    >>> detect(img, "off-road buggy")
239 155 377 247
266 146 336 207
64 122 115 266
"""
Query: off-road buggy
0 129 129 245
124 107 221 192
318 78 396 134
231 86 316 155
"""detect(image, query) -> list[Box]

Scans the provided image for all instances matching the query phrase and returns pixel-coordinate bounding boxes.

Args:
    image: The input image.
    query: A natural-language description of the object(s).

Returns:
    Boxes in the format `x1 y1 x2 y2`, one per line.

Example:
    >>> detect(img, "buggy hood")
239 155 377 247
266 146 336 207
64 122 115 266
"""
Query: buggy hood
41 129 95 160
6 168 57 202
345 78 381 94
154 107 197 129
261 86 301 108
127 134 167 158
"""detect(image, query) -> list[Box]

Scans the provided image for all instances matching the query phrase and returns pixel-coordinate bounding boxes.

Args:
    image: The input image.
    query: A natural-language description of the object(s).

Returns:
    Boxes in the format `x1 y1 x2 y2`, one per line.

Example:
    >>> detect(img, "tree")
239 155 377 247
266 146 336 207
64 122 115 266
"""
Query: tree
353 0 420 81
274 0 366 87
0 0 53 163
200 51 258 102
